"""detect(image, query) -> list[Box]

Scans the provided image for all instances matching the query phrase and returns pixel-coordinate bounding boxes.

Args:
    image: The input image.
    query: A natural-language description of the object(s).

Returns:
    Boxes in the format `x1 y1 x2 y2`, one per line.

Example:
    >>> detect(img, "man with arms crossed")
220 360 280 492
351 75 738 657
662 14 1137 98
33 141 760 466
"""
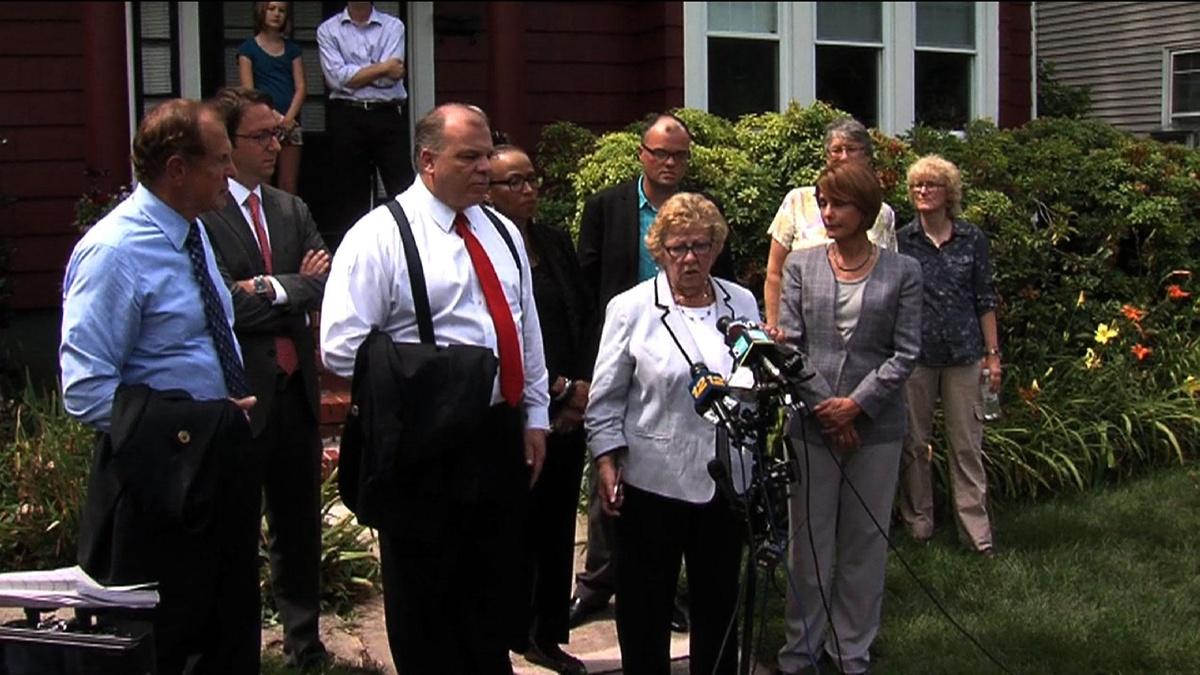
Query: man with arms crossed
201 87 331 670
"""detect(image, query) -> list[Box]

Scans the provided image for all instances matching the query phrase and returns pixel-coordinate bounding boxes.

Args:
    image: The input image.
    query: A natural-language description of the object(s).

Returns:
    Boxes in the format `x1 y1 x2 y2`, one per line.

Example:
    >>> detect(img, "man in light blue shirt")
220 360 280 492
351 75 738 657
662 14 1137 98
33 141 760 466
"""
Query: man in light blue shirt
60 98 262 675
317 1 412 243
61 103 250 430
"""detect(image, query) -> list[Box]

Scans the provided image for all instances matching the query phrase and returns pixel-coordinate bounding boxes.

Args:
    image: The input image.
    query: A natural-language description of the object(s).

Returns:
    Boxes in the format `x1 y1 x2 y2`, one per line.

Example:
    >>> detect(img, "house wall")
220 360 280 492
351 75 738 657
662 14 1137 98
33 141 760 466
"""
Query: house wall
998 2 1033 128
0 2 129 388
434 1 683 151
1036 1 1200 134
0 2 86 312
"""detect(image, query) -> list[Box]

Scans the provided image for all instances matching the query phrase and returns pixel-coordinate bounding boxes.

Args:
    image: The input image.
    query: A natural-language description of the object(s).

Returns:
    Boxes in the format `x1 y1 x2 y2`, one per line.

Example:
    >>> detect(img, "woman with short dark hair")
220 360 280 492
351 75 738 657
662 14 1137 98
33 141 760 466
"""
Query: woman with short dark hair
776 161 923 675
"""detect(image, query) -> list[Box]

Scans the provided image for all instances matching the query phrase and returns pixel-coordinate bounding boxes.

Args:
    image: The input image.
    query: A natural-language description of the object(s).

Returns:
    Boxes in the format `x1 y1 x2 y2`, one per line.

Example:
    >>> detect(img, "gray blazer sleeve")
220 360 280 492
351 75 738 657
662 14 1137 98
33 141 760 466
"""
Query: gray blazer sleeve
848 256 923 420
778 250 835 409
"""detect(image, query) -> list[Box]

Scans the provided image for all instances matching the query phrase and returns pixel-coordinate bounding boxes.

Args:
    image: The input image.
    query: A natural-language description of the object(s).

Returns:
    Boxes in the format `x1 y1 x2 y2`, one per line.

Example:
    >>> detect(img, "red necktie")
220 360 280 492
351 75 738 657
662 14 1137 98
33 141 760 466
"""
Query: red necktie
453 212 523 407
246 192 299 375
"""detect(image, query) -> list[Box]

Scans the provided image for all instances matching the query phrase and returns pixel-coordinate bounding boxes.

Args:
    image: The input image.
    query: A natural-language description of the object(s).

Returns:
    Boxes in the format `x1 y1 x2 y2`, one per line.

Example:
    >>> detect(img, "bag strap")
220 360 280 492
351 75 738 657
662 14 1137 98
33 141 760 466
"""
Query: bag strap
481 205 526 313
384 200 435 345
481 205 522 287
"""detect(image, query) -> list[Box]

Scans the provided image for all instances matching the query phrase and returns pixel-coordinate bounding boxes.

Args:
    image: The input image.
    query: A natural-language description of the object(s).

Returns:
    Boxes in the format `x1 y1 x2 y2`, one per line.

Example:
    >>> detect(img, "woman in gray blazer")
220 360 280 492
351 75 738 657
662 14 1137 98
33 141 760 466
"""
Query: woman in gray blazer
586 193 759 675
776 162 923 675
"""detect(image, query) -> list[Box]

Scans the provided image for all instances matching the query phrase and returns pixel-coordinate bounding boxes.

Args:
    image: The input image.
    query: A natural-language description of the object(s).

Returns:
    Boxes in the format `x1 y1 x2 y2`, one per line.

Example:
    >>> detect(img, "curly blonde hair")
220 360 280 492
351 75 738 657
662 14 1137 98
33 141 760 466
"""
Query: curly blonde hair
907 154 963 217
644 193 728 265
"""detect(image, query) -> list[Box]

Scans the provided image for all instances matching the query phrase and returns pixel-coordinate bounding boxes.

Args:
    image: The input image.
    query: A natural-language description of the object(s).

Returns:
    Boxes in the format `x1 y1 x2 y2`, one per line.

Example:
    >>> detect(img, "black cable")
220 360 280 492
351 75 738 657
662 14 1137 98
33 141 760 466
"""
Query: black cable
817 439 1016 675
800 416 843 672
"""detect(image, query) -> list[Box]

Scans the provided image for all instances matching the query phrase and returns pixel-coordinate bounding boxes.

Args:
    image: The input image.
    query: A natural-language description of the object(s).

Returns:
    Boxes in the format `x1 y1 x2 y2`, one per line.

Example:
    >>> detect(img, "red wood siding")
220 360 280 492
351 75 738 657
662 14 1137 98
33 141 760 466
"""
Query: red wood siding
0 2 129 310
0 2 87 308
998 2 1033 129
434 2 684 152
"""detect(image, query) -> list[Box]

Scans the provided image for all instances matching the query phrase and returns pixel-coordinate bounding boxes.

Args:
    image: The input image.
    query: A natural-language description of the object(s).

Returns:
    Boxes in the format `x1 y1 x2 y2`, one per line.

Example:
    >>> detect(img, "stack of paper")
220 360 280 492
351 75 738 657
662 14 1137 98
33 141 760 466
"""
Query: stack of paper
0 566 158 609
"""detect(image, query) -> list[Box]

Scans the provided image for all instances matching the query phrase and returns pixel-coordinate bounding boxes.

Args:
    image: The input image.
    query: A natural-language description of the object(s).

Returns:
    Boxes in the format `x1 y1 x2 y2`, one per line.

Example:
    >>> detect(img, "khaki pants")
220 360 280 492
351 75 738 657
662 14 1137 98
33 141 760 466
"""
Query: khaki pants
898 362 993 551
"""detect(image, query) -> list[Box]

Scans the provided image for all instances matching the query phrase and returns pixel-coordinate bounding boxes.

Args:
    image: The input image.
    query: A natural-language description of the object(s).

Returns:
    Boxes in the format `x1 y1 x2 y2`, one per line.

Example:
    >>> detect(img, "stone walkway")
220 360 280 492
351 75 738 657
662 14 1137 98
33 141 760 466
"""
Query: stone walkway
262 514 773 674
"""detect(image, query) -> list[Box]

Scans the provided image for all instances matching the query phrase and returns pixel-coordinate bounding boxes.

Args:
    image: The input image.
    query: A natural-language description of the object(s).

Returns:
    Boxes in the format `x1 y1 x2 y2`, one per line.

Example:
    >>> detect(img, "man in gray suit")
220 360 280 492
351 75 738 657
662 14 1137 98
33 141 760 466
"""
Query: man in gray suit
201 87 331 670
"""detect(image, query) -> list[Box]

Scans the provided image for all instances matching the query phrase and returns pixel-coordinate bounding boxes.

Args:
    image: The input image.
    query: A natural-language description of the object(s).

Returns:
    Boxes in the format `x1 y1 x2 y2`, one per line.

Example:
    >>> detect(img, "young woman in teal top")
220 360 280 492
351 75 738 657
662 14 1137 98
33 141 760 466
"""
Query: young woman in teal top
238 1 306 194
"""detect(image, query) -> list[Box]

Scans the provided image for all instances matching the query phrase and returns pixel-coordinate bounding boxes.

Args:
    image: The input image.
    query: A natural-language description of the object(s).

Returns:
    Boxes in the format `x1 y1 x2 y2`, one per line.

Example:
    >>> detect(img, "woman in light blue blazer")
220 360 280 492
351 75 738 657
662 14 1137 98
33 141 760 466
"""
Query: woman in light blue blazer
585 192 759 675
776 162 923 675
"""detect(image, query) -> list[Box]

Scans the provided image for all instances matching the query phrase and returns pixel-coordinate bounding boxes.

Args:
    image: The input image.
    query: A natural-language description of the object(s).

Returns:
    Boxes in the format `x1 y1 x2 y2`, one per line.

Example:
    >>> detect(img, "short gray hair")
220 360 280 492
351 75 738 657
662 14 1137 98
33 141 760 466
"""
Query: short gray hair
824 117 874 159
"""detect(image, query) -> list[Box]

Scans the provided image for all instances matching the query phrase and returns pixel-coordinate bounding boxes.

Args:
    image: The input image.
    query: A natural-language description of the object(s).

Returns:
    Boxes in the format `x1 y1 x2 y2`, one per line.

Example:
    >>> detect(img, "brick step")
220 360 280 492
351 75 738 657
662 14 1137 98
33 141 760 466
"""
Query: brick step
319 369 351 442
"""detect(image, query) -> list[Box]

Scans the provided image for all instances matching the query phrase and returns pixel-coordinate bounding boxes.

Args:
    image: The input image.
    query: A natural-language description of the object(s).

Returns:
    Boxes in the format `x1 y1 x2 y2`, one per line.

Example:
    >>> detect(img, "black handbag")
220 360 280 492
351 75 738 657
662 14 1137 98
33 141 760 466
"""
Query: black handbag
336 202 520 530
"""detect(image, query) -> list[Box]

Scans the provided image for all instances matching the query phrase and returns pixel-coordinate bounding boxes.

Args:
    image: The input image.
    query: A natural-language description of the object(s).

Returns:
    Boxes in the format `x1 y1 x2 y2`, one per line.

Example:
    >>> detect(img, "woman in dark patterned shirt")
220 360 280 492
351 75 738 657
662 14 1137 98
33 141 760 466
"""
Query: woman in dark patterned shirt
895 155 1001 558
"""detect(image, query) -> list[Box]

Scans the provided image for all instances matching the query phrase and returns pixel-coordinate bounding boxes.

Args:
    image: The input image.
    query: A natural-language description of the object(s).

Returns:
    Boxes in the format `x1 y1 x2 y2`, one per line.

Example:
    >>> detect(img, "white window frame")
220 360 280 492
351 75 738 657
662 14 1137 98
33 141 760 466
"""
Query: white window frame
685 3 793 113
684 1 999 135
813 2 888 130
1162 46 1200 129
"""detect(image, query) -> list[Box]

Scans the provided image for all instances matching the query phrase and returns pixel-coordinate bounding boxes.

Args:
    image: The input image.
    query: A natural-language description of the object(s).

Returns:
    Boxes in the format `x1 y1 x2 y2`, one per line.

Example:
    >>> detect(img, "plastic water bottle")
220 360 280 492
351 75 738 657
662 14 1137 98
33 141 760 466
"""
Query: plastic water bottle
980 368 1001 421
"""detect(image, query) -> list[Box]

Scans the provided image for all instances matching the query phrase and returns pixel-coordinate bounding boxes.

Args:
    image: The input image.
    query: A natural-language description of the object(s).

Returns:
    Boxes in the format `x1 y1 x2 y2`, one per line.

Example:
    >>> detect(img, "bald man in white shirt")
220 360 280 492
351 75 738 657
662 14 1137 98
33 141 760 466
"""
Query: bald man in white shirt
321 103 547 675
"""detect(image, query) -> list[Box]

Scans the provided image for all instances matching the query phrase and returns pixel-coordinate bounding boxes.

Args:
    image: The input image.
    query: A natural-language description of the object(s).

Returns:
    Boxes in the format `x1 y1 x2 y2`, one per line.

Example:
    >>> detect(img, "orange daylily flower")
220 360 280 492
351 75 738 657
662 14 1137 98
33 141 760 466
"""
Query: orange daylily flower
1121 304 1146 323
1167 284 1191 300
1131 343 1153 361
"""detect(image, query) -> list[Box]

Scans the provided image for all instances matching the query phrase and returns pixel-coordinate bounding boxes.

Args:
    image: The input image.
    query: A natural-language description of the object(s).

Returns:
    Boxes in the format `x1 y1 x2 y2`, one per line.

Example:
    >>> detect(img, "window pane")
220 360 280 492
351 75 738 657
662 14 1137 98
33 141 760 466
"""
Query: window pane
140 2 171 39
1175 51 1200 72
709 1 777 34
815 45 878 128
915 51 971 129
916 1 975 50
141 43 174 95
708 37 778 120
1173 69 1200 114
223 2 253 38
817 2 881 43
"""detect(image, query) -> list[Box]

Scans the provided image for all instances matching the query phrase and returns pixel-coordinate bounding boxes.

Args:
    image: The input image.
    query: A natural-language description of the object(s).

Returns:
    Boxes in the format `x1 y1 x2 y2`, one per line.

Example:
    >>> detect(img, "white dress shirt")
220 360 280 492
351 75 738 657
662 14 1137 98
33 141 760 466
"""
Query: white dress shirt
321 178 550 430
586 273 760 503
227 178 288 304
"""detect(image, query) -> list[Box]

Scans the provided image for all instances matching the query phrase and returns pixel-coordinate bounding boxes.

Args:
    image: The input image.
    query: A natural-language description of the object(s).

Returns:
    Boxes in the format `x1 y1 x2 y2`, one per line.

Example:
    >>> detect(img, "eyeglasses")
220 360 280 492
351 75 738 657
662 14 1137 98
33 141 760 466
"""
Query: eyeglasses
489 174 542 191
828 144 866 157
640 144 691 163
664 240 713 259
910 181 947 192
236 127 287 148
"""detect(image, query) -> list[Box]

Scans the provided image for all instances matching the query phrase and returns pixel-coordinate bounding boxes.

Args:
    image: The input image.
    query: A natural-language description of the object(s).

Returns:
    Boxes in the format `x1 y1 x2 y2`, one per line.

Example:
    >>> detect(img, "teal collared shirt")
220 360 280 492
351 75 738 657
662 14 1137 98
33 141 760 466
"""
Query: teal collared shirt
636 175 659 282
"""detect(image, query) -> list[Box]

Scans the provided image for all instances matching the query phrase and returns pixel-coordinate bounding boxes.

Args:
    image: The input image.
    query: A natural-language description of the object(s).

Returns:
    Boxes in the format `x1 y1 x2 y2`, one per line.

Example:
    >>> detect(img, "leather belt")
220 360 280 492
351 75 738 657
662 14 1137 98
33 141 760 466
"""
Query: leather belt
330 98 403 111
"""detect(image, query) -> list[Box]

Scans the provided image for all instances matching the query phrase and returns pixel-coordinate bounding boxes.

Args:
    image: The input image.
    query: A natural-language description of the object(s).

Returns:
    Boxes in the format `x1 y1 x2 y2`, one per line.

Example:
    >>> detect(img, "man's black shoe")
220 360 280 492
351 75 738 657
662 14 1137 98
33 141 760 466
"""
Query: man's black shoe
525 640 588 675
567 595 608 629
670 599 689 633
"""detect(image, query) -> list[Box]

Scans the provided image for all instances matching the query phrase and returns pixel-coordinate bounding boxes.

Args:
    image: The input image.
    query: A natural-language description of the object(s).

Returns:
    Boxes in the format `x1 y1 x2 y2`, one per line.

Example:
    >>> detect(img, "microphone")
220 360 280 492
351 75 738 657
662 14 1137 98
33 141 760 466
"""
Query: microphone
717 316 808 386
689 362 730 418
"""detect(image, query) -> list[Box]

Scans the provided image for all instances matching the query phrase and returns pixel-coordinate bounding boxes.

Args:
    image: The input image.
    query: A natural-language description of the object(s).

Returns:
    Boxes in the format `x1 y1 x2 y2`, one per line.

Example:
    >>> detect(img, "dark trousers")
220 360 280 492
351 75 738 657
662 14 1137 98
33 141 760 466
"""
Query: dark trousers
326 100 412 245
94 442 262 675
614 485 742 675
378 405 529 675
519 427 586 647
574 470 618 605
260 373 324 661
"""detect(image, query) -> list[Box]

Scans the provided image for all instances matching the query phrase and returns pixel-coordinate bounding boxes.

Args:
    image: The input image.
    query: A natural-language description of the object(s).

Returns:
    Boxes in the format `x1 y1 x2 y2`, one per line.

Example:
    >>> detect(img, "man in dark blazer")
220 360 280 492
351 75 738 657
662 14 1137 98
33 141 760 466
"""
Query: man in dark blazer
201 87 331 670
572 113 734 630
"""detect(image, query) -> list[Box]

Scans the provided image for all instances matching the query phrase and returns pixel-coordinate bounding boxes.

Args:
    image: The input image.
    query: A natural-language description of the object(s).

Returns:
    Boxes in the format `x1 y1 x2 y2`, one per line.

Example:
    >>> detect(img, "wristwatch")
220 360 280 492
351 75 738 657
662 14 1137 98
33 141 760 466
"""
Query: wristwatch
252 275 270 297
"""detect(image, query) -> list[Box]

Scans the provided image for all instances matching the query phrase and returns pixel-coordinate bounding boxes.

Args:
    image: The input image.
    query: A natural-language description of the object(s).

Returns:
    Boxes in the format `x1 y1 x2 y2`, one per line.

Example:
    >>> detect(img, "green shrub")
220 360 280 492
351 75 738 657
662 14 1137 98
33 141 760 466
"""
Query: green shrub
0 385 93 570
1037 59 1093 119
535 102 1200 500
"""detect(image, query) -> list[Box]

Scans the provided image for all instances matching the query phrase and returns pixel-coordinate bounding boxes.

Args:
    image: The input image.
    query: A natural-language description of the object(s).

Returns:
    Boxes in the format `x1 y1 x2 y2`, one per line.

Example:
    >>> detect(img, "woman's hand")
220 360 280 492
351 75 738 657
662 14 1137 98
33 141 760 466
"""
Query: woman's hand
983 354 1001 393
814 397 862 433
596 454 624 517
827 425 860 453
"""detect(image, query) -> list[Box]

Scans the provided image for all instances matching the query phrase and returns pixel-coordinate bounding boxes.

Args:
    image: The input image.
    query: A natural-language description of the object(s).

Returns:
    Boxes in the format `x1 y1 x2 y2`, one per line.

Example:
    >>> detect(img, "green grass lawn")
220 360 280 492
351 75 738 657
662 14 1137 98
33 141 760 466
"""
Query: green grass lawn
756 464 1200 674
